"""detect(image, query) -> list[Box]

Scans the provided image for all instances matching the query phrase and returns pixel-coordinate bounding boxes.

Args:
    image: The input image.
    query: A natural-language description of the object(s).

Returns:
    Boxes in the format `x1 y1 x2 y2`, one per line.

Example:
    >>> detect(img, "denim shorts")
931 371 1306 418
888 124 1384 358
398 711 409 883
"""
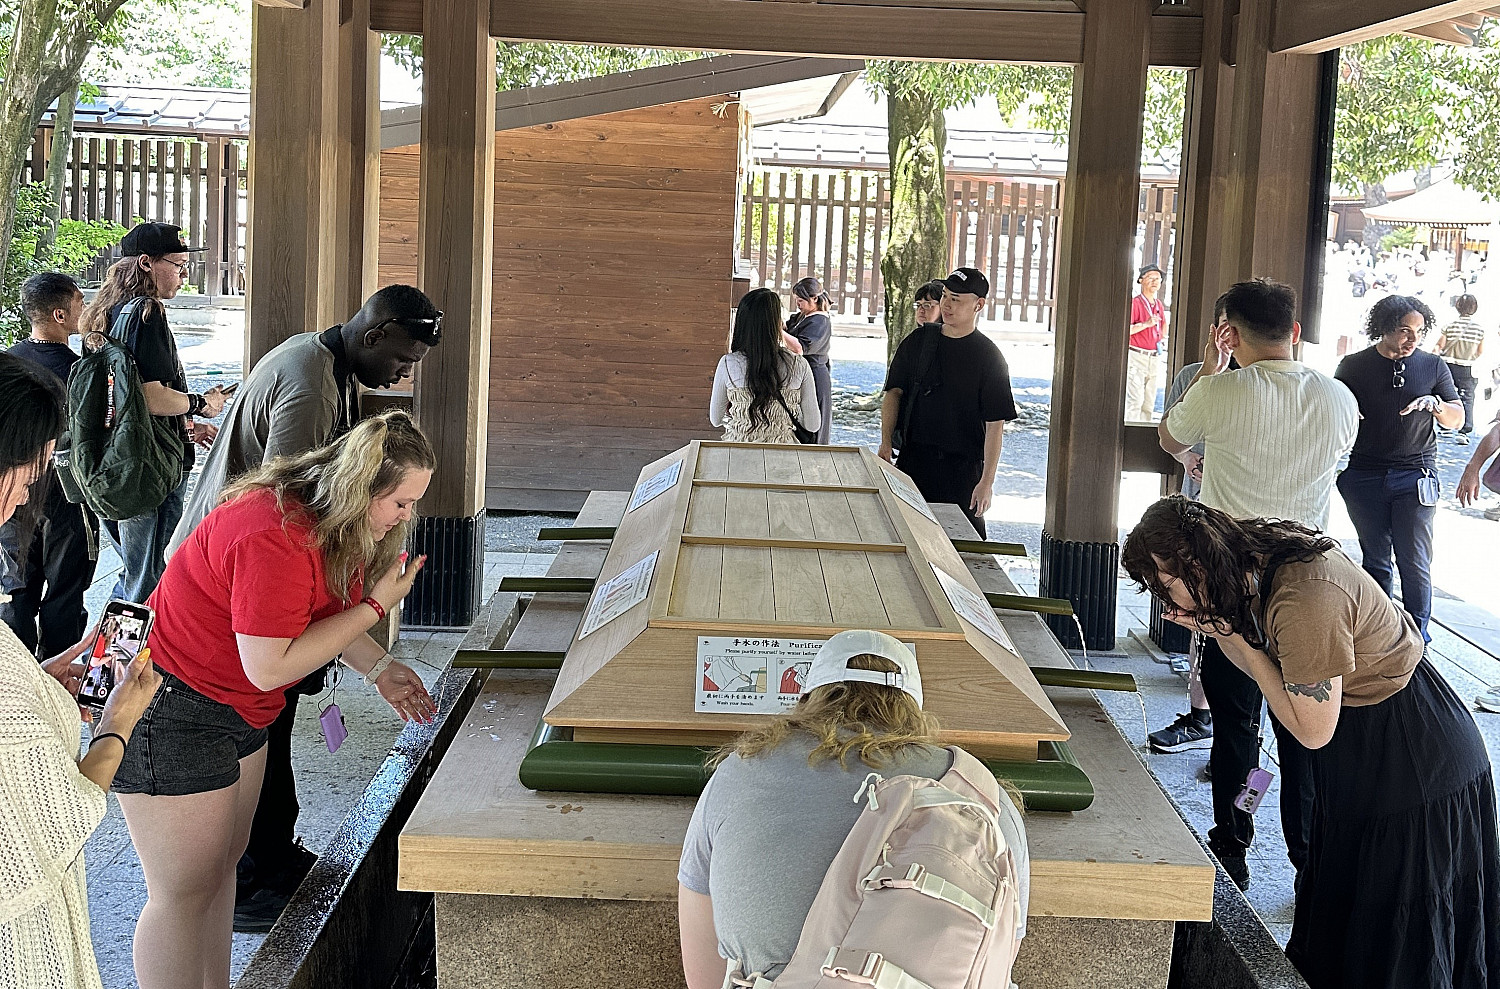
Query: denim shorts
112 671 269 796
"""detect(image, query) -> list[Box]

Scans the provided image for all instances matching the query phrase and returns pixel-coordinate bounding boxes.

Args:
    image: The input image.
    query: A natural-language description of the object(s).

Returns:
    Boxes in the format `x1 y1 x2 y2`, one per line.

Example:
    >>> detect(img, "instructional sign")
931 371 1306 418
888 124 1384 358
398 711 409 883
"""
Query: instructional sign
578 551 659 639
931 563 1017 654
695 635 918 714
628 460 682 512
883 469 939 523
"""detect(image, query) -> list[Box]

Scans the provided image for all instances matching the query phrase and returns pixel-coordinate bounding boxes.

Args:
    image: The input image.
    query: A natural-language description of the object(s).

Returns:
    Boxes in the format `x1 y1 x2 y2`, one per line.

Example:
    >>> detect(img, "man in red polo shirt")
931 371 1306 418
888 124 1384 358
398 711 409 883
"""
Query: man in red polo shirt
1126 263 1167 421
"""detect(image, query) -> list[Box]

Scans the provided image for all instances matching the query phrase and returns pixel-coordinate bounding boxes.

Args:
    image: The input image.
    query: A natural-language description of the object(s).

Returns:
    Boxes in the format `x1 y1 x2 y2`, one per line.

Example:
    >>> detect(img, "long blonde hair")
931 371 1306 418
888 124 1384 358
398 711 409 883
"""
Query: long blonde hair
717 654 941 770
221 410 436 601
82 256 163 338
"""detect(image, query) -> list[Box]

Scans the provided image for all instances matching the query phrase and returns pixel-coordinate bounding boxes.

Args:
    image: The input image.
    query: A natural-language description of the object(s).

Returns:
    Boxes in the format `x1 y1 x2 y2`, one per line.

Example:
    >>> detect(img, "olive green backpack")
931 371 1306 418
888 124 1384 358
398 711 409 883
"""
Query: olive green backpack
60 299 184 521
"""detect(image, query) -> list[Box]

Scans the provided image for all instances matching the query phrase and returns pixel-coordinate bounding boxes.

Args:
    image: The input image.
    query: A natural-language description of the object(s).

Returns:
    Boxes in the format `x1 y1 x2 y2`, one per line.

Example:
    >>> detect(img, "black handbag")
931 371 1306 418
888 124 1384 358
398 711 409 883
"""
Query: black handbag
774 392 819 444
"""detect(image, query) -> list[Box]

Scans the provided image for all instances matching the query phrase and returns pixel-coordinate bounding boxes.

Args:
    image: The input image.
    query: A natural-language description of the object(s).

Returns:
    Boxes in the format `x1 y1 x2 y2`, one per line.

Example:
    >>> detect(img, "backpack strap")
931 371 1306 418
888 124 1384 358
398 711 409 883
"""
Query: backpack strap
941 745 1002 813
109 297 149 354
894 324 942 444
819 948 937 989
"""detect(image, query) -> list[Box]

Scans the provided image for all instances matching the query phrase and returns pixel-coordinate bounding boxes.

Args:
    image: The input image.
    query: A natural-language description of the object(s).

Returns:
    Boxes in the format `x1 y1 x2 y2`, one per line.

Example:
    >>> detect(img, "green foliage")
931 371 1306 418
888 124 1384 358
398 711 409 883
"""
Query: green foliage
381 35 702 91
85 0 250 88
1378 226 1418 252
1333 35 1459 194
0 183 124 345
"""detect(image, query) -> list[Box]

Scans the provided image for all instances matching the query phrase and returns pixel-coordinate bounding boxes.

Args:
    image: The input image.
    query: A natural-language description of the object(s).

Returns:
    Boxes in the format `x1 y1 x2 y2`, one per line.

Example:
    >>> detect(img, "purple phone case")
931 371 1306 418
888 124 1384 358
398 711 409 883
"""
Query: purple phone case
1234 767 1275 814
320 703 348 754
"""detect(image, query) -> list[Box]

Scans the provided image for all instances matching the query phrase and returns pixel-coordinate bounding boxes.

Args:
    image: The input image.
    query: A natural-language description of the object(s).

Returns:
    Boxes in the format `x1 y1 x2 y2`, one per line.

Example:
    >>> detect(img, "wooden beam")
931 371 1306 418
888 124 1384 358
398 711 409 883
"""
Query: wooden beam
370 0 1200 67
256 0 309 7
414 0 496 519
245 0 339 367
1044 0 1150 542
329 0 382 317
1272 0 1496 54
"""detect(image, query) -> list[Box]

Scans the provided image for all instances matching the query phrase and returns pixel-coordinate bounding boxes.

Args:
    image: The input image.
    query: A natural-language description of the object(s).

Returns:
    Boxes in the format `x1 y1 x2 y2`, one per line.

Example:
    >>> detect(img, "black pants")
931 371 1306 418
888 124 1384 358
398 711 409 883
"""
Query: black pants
895 444 986 537
808 359 833 445
0 485 96 657
1199 637 1315 878
1447 362 1477 433
240 684 305 888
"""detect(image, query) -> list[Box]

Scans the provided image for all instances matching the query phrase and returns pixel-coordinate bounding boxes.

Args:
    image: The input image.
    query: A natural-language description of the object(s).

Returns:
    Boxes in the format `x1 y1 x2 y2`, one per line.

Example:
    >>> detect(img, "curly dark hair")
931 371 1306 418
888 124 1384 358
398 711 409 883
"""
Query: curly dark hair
1363 294 1434 342
1121 496 1337 647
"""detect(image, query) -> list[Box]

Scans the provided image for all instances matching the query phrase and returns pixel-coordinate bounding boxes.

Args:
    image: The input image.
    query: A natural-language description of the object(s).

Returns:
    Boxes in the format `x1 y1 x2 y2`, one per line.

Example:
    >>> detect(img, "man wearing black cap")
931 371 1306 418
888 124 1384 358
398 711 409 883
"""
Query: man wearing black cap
83 221 227 602
879 267 1017 537
1126 263 1167 421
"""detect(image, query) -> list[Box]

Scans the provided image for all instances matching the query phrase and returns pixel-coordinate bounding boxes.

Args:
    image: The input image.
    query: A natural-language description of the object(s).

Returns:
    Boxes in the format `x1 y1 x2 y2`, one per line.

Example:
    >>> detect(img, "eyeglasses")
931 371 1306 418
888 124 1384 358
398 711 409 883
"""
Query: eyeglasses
154 259 190 277
914 301 940 310
1392 359 1405 389
368 311 445 342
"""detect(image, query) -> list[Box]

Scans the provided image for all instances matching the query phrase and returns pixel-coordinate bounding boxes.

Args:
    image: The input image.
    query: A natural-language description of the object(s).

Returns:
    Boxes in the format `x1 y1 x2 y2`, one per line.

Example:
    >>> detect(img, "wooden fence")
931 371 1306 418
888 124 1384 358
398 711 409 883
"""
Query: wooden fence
742 166 1181 328
21 130 247 297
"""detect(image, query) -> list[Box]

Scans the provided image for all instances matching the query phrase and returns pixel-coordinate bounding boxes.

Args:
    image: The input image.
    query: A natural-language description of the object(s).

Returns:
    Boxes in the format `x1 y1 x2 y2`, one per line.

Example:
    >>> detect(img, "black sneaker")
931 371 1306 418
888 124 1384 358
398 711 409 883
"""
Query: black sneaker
1148 710 1213 753
233 887 292 933
1216 851 1251 892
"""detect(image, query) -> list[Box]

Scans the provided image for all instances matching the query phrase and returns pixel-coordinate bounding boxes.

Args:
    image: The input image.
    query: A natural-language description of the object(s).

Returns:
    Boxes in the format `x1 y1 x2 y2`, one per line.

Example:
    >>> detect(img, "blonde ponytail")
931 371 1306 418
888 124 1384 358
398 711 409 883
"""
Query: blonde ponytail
221 410 436 600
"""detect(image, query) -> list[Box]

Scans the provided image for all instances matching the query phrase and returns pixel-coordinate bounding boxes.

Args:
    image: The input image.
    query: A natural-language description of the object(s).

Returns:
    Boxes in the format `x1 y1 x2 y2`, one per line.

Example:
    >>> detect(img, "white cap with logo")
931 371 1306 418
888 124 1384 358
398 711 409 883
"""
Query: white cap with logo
801 629 924 708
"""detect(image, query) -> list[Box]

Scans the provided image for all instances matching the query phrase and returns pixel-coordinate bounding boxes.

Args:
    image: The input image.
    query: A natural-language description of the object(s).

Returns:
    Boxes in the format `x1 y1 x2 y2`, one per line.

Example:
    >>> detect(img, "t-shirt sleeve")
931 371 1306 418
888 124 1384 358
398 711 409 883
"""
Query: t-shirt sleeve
678 772 718 894
227 529 321 639
125 306 178 386
1432 358 1460 403
794 313 832 353
885 328 921 392
1163 376 1213 447
1265 578 1358 685
980 345 1017 422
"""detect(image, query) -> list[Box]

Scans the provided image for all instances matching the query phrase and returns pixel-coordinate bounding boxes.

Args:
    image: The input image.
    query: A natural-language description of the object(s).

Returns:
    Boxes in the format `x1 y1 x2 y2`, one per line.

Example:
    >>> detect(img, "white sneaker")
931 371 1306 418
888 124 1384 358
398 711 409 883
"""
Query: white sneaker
1477 687 1500 713
1486 505 1500 522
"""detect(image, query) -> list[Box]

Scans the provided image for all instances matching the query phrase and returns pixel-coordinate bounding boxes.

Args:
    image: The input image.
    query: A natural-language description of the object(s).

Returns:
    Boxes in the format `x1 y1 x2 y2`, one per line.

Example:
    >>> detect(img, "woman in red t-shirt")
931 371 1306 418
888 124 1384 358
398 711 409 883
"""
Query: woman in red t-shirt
113 410 438 989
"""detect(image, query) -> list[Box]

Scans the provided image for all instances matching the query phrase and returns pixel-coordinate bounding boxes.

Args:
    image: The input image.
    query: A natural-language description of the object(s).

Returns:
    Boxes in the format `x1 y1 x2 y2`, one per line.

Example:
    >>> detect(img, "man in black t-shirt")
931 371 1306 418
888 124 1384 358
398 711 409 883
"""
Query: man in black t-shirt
0 273 96 656
93 222 227 602
1335 295 1463 639
879 268 1017 537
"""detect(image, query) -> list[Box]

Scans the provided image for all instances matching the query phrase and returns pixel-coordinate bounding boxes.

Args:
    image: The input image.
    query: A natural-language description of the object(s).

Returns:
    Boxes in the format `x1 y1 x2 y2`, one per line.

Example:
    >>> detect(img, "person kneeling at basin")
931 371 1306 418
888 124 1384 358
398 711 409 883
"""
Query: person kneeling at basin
678 629 1029 989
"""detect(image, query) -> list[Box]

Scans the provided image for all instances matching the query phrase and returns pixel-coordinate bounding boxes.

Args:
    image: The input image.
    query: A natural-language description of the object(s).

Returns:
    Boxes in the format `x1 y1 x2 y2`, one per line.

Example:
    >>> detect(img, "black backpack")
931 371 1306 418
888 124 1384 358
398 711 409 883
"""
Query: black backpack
61 299 184 521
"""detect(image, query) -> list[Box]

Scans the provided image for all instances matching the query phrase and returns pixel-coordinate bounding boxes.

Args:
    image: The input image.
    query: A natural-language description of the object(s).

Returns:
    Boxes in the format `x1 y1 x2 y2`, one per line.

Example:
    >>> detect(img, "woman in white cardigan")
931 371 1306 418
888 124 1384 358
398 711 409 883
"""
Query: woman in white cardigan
0 353 161 989
711 289 821 444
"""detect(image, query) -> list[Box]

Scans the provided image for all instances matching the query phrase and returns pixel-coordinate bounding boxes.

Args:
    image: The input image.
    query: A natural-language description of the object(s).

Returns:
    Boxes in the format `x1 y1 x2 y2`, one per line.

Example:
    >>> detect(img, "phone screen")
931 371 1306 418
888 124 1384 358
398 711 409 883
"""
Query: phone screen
77 601 154 709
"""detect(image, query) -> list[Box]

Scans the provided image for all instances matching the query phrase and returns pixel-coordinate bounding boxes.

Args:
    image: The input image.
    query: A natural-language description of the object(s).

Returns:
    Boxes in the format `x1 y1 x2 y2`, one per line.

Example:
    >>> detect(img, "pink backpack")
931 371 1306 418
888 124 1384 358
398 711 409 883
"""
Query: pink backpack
726 746 1028 989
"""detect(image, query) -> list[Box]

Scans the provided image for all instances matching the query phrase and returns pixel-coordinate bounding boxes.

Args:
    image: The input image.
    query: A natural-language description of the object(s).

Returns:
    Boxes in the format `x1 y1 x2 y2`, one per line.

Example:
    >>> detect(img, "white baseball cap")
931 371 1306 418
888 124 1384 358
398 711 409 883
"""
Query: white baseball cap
802 630 923 708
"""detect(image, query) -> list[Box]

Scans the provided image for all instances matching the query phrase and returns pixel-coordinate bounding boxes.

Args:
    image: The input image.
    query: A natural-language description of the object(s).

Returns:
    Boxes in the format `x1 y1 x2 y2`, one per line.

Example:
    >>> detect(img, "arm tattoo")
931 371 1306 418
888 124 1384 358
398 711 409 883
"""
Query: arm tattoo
1285 680 1333 702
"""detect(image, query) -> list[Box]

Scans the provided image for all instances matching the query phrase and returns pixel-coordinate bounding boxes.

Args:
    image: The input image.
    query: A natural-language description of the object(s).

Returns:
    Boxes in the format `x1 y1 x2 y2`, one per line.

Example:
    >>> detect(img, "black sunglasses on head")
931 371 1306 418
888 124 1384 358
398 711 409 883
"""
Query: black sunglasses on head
369 311 443 344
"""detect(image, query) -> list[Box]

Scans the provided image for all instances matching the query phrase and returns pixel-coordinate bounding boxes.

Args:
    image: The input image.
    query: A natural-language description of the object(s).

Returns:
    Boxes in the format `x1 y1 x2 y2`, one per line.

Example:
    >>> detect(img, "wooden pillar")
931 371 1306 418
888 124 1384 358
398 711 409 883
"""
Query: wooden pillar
1219 0 1331 338
328 0 381 317
1039 0 1152 651
1168 0 1234 379
407 0 496 627
245 0 340 368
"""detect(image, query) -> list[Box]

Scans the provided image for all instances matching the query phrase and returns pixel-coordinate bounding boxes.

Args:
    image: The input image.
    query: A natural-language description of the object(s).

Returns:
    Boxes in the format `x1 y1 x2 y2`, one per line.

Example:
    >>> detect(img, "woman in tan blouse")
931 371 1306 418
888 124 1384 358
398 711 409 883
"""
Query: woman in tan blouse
1123 496 1498 989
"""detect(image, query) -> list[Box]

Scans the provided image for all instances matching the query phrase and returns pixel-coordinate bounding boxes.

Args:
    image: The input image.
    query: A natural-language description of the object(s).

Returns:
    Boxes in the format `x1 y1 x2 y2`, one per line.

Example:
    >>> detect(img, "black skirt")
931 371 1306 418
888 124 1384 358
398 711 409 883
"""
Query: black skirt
1286 658 1500 989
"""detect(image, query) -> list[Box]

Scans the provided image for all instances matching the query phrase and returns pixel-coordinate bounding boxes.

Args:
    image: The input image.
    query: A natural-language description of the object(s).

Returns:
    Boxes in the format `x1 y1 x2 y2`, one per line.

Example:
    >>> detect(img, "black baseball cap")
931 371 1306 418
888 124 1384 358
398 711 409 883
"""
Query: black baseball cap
121 222 205 257
1138 263 1164 281
942 267 990 299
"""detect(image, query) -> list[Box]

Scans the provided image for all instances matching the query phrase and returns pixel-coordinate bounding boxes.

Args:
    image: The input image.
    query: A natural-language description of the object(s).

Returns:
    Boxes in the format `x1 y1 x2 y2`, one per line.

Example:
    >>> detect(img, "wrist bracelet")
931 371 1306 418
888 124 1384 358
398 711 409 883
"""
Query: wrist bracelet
364 653 396 686
187 393 206 417
89 731 127 751
361 596 386 621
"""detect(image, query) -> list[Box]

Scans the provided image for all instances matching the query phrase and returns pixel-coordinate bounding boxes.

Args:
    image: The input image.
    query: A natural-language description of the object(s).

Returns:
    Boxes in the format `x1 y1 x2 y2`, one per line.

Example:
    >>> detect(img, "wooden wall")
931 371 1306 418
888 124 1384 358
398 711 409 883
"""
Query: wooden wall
379 96 738 510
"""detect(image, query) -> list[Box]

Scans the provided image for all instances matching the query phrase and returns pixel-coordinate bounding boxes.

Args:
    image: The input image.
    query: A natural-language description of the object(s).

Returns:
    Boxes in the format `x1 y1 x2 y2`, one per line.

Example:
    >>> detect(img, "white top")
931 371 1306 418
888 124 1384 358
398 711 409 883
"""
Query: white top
0 611 108 989
1163 360 1359 529
709 351 822 444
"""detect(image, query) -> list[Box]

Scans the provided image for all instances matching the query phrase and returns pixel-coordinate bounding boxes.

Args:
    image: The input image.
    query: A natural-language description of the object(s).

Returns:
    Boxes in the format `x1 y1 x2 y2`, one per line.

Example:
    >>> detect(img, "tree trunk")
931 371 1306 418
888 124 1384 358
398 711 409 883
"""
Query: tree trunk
0 0 62 290
1362 181 1389 252
880 84 948 365
38 78 76 253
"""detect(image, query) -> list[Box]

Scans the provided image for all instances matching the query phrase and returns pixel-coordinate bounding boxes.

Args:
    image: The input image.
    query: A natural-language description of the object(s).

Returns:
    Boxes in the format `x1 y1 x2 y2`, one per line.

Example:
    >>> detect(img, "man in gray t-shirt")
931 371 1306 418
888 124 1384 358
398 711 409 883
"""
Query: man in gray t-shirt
678 736 952 979
165 283 440 932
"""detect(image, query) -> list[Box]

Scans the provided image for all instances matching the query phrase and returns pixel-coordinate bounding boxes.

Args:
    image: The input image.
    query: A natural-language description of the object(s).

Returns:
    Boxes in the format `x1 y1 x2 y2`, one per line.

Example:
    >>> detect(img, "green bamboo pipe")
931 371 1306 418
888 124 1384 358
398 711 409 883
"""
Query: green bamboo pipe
498 576 597 593
985 592 1075 616
517 722 1094 811
453 650 567 669
454 648 1130 691
537 527 1027 560
949 539 1027 557
538 526 618 541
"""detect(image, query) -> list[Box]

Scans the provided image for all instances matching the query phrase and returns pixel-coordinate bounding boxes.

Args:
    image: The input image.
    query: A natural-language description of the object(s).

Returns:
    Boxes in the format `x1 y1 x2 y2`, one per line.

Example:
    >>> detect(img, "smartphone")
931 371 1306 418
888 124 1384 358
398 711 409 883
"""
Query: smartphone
77 600 155 710
219 382 240 395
